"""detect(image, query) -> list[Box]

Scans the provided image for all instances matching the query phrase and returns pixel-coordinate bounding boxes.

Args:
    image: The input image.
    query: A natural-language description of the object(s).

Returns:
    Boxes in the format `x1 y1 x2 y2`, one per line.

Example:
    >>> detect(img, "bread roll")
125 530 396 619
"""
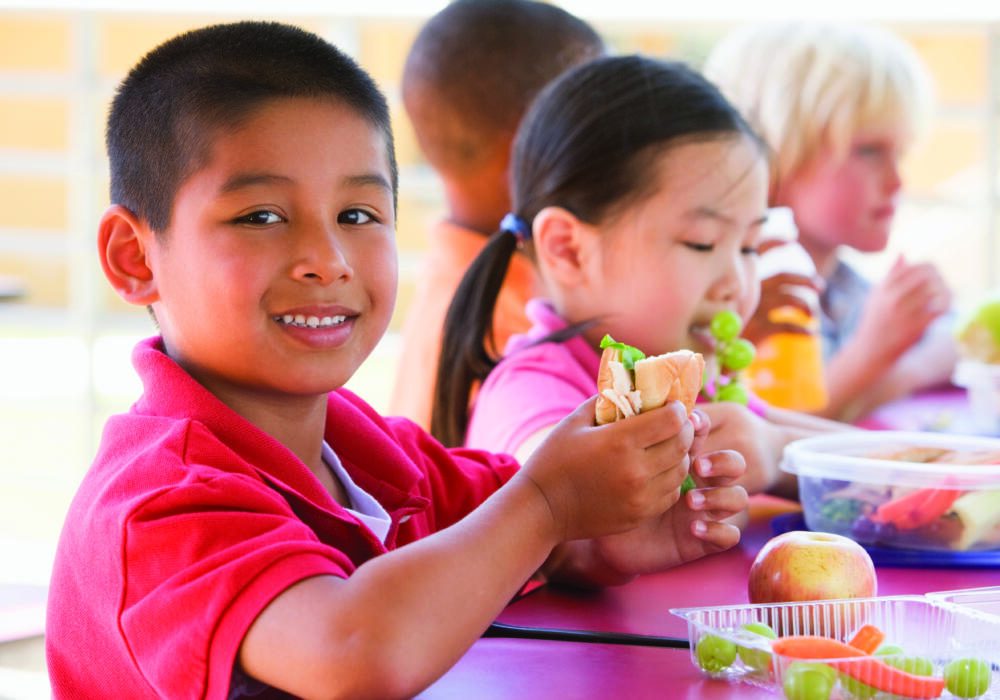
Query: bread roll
634 350 705 415
595 346 704 425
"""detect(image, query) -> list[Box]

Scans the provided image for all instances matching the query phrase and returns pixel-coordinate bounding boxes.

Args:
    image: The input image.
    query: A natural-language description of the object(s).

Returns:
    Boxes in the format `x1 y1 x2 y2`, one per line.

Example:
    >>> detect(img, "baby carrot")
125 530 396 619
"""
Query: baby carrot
834 658 945 698
874 488 961 529
771 635 865 660
772 635 946 699
847 624 886 654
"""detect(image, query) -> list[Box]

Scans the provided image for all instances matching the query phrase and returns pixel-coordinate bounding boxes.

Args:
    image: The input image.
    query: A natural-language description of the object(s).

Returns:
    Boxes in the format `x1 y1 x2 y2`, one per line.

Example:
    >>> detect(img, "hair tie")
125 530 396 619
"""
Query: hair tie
500 212 532 243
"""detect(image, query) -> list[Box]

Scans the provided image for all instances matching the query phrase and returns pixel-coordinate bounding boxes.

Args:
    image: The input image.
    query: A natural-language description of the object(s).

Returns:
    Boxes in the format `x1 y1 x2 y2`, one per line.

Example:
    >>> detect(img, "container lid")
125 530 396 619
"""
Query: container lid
780 430 1000 489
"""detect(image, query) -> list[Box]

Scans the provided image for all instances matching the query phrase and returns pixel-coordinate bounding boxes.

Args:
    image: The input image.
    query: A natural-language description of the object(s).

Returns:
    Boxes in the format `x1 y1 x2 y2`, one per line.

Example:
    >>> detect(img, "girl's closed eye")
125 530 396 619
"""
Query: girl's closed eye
683 241 714 253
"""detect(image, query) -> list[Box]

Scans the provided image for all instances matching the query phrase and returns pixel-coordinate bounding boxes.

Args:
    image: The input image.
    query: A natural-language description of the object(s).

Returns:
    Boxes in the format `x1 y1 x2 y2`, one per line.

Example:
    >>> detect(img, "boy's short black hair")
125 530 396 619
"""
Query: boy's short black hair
107 20 397 233
402 0 603 175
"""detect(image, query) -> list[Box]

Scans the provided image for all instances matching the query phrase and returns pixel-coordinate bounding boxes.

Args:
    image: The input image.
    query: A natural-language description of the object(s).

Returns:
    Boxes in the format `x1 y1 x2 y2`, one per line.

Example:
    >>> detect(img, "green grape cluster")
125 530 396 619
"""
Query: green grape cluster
709 310 755 406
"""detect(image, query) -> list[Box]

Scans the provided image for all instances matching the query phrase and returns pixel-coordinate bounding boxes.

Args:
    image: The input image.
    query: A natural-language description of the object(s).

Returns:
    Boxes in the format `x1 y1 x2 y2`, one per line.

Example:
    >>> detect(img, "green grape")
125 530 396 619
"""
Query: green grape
839 672 878 699
710 310 743 342
695 633 737 672
884 655 934 676
782 661 835 700
680 474 696 495
718 337 756 371
715 382 749 406
737 622 777 671
944 657 992 698
874 643 906 657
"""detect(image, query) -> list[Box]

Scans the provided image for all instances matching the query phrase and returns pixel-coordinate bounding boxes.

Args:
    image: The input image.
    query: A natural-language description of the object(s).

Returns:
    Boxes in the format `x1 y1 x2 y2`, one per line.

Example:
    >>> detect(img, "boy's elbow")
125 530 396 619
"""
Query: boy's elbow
302 631 440 700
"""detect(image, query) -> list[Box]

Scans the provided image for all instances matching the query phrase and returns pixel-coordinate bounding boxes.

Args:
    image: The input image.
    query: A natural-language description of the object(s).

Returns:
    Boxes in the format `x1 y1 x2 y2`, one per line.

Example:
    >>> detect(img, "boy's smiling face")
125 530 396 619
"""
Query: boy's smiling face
147 96 397 404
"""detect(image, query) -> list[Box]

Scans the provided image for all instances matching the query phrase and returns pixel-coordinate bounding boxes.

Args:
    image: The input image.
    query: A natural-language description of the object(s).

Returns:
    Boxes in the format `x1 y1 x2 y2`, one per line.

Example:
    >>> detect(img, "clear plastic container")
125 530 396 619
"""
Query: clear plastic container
744 207 829 412
953 360 1000 436
781 431 1000 551
672 594 1000 699
928 587 1000 620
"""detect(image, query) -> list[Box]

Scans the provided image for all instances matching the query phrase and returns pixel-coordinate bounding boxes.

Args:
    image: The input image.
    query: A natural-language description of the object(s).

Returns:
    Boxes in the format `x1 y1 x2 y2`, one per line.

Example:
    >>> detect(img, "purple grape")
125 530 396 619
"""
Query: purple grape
819 478 851 491
873 520 898 544
851 516 877 543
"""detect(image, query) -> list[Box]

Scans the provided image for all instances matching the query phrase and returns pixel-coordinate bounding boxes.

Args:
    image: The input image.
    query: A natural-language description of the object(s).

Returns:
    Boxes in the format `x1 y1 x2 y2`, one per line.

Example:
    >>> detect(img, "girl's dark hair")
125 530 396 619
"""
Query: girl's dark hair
107 21 397 234
430 54 762 447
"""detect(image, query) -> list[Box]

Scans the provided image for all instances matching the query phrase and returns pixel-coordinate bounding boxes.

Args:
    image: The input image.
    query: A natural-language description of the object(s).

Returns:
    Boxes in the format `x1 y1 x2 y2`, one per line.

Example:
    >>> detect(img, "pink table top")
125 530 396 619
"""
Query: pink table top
418 493 999 699
418 390 999 698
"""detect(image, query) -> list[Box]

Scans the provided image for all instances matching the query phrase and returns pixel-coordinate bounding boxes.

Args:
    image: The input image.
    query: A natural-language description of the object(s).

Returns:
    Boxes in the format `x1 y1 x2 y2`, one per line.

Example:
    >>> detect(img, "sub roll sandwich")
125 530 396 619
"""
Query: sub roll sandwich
595 336 705 425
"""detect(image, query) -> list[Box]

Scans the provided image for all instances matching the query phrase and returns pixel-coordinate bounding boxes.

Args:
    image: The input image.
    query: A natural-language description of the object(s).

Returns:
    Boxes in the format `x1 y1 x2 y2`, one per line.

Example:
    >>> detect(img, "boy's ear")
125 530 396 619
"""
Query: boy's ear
98 204 159 306
532 206 591 287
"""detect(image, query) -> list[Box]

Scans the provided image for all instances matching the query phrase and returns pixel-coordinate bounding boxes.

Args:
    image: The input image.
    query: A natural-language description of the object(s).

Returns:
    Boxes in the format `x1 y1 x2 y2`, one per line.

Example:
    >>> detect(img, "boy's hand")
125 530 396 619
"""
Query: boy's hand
518 395 693 543
856 255 951 364
587 446 748 577
698 401 791 496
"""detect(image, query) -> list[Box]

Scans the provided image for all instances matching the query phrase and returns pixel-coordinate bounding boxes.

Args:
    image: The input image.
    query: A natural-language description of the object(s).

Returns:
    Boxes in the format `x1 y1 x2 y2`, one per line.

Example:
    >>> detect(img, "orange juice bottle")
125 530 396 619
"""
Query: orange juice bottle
743 207 829 411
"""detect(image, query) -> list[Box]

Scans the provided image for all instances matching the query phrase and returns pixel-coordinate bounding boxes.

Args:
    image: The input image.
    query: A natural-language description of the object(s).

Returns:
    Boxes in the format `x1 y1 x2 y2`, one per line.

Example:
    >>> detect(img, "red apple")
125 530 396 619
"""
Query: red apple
749 531 876 603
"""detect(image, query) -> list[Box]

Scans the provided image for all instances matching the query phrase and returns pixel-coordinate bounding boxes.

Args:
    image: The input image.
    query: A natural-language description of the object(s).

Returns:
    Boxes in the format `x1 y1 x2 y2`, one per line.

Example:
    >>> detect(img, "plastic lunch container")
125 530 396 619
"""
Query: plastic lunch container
672 594 1000 699
780 431 1000 552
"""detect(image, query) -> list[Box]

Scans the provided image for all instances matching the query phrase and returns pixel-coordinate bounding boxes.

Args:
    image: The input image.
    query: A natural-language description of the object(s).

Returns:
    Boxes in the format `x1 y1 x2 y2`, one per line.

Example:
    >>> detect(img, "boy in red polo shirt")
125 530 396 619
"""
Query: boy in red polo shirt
45 21 747 699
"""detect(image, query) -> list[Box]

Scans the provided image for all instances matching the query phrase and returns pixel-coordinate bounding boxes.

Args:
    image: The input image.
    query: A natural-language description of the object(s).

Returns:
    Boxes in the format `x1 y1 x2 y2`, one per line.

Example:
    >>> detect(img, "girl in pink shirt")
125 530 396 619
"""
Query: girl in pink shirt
433 55 848 498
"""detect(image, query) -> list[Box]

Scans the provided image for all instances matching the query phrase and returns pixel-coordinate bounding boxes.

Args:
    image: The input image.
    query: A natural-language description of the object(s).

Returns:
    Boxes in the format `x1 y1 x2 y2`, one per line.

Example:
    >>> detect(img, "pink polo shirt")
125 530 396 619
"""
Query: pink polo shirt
46 336 519 699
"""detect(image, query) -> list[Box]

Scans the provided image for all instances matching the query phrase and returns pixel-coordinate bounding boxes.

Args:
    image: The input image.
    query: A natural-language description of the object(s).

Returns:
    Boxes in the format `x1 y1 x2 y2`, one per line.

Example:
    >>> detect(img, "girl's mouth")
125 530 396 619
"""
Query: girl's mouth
689 324 716 352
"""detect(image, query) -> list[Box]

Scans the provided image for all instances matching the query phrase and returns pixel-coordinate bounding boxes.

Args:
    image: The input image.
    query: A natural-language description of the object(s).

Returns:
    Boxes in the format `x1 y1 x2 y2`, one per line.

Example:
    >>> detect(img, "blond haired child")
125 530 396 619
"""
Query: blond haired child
45 22 747 699
704 22 956 423
389 0 604 429
433 55 848 501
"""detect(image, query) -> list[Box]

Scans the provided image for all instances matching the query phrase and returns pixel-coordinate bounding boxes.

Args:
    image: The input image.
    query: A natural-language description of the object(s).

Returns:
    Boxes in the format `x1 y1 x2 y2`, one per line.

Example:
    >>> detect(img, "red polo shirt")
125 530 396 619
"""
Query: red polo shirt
46 336 519 699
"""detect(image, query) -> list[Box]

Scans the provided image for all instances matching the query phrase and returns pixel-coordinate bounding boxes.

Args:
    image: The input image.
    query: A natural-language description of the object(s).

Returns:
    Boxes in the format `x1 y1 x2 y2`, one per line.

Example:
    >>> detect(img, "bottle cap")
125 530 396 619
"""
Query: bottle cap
762 207 799 243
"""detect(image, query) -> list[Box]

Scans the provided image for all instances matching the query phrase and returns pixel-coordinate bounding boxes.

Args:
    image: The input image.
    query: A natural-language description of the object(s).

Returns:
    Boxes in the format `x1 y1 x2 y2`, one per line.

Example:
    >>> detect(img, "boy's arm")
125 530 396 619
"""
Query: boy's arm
239 472 558 700
239 398 691 699
819 257 952 422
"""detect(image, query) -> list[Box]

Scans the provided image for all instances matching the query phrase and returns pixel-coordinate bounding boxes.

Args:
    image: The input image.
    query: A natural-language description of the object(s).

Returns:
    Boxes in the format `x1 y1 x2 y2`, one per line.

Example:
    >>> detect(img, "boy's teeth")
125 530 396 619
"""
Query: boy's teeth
277 314 347 328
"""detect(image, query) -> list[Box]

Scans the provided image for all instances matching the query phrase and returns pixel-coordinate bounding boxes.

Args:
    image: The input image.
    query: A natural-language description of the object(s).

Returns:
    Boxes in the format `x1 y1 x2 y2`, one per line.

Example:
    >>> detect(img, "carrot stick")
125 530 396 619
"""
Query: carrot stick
833 658 945 698
771 635 865 660
847 624 885 654
874 488 962 529
772 635 946 699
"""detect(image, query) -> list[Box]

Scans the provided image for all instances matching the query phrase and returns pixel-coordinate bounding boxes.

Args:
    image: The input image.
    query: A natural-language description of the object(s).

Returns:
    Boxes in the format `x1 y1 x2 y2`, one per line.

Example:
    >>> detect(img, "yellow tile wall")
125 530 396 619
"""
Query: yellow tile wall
0 97 68 151
0 12 996 317
0 15 70 71
0 176 67 229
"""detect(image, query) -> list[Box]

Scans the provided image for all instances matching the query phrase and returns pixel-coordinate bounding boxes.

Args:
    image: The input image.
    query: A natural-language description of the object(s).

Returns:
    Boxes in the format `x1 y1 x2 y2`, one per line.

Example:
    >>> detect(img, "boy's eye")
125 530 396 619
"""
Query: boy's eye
741 245 760 256
235 210 283 226
338 208 376 225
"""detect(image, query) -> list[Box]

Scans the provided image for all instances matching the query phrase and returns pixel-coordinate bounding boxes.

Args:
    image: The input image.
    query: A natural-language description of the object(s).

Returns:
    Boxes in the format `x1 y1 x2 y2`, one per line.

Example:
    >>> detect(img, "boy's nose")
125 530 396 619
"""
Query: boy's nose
291 225 353 283
884 162 903 195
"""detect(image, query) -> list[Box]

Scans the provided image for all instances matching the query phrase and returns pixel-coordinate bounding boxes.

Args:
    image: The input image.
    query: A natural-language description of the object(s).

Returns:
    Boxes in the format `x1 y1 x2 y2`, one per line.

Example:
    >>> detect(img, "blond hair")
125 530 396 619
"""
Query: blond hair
703 22 933 189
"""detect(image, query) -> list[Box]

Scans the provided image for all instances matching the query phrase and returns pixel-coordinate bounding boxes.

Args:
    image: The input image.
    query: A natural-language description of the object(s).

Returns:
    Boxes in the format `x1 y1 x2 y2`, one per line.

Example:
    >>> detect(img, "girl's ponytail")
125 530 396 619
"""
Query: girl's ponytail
430 221 526 447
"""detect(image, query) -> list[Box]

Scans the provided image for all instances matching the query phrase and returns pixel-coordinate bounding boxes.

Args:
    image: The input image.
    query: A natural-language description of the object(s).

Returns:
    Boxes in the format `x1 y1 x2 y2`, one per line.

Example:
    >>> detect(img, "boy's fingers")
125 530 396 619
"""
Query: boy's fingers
693 450 745 483
691 519 742 550
687 484 748 516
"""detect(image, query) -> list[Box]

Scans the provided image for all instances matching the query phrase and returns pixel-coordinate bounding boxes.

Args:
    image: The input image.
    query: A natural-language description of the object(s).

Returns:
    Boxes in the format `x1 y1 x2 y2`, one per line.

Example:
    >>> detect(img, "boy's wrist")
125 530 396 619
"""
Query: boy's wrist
505 470 565 547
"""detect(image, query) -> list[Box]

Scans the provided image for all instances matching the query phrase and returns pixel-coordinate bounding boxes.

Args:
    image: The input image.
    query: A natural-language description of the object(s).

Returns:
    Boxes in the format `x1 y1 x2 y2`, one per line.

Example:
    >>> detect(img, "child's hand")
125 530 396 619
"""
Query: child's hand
587 446 748 576
743 271 823 346
519 395 694 542
698 401 791 497
857 255 951 363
